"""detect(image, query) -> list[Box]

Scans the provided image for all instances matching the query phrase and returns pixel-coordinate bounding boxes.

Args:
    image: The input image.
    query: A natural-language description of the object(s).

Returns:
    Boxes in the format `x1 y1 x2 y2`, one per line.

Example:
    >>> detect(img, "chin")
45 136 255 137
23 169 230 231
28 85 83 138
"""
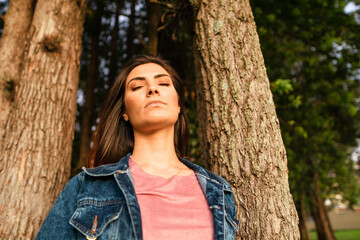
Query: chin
148 112 178 122
134 117 178 132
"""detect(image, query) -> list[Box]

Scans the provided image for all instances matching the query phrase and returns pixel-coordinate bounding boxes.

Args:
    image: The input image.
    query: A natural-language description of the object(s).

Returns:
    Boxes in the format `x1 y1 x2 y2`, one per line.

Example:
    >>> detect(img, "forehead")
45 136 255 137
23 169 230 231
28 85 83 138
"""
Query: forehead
126 63 170 82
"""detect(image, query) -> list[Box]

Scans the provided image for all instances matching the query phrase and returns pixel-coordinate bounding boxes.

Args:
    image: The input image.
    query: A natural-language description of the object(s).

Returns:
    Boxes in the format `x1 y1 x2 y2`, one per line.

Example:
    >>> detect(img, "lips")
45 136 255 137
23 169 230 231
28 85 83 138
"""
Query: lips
145 100 166 108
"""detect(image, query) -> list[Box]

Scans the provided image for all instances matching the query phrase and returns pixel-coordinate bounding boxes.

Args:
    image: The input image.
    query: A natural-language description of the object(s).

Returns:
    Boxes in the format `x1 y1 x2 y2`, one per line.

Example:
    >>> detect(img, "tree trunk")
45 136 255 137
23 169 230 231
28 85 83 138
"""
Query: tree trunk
0 0 35 139
193 1 300 239
0 0 87 239
310 175 335 240
76 0 103 172
146 0 161 55
298 195 311 240
126 0 136 61
108 1 121 88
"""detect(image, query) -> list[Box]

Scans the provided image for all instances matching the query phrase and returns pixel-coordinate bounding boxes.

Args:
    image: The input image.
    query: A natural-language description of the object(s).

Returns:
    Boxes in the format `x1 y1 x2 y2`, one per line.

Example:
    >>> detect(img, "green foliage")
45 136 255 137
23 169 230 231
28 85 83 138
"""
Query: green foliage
271 79 293 95
251 0 360 221
310 230 360 240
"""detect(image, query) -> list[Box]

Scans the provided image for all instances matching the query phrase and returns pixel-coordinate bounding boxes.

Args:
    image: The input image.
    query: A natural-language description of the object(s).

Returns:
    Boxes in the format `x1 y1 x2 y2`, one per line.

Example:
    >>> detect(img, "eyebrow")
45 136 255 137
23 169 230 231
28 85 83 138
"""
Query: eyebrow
127 74 171 87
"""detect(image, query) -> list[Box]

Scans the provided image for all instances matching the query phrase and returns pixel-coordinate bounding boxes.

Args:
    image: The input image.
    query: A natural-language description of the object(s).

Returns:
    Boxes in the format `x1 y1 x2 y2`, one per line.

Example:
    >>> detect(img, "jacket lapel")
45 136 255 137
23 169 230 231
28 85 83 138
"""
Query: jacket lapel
203 176 224 240
114 171 143 240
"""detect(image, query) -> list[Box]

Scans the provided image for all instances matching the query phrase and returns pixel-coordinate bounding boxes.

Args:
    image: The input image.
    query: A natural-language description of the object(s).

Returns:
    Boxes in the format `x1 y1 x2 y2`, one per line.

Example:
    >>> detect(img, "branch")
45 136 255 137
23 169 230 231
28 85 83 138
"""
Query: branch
149 0 174 8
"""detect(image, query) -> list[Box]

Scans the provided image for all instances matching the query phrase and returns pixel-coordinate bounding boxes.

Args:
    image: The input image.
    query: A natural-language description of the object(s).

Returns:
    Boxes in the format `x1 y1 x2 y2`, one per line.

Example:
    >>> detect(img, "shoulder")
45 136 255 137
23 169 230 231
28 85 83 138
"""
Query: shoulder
180 158 233 191
203 168 234 192
206 169 233 189
82 154 131 177
60 172 85 195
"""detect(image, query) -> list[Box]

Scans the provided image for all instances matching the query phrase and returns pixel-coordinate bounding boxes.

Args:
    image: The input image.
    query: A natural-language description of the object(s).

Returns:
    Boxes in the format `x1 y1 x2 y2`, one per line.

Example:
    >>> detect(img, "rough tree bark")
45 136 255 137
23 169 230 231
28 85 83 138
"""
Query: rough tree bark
0 0 87 239
0 0 35 139
193 1 300 239
76 0 103 172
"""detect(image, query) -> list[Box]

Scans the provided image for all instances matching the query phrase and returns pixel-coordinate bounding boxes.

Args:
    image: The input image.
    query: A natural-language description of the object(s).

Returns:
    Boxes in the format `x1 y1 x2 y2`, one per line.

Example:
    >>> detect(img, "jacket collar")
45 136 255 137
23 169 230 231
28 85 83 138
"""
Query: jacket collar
82 153 230 190
82 153 132 176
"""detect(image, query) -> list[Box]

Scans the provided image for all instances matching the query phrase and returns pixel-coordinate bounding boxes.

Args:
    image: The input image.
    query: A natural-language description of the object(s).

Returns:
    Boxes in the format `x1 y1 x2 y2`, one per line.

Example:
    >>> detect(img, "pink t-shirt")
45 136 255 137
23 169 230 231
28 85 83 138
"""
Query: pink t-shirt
129 156 214 240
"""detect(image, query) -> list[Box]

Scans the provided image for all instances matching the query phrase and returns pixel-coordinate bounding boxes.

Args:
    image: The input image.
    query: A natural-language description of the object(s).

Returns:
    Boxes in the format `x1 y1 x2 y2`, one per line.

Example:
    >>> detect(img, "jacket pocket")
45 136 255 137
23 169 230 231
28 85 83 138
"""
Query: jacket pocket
69 199 124 239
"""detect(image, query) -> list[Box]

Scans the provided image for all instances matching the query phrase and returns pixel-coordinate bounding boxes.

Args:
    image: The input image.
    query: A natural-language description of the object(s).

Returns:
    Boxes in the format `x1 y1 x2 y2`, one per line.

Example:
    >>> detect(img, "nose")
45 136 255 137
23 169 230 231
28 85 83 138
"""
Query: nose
147 85 159 97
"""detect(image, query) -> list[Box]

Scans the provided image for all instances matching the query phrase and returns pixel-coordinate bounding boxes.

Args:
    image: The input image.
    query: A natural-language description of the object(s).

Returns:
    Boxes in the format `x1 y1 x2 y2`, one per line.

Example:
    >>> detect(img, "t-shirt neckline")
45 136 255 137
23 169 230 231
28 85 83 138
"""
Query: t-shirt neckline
129 155 195 180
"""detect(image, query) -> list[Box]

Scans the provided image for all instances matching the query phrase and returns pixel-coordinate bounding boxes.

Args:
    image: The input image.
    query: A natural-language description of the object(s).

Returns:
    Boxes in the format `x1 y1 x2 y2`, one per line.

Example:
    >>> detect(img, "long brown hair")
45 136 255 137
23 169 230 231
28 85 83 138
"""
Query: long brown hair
87 55 189 167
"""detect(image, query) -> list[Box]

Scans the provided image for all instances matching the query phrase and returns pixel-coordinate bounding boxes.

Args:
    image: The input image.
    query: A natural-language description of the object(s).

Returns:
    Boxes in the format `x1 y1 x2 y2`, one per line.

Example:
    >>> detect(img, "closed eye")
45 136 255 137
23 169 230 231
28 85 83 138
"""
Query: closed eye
159 83 170 86
132 86 143 91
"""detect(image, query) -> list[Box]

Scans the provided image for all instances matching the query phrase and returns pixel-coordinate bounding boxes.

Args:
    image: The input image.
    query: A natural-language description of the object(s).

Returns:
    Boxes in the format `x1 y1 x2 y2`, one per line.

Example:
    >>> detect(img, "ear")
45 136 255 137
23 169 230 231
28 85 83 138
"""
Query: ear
178 106 181 114
122 113 129 121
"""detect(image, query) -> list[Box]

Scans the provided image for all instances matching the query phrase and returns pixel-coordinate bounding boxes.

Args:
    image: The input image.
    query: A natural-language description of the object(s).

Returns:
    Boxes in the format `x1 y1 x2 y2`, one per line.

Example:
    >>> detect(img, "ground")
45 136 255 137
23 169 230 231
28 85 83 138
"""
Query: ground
307 208 360 230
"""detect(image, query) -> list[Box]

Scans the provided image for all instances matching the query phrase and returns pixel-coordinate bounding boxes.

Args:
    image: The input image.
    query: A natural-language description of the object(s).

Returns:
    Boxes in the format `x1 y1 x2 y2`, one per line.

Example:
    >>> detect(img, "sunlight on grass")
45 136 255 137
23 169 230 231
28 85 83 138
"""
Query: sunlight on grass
310 230 360 240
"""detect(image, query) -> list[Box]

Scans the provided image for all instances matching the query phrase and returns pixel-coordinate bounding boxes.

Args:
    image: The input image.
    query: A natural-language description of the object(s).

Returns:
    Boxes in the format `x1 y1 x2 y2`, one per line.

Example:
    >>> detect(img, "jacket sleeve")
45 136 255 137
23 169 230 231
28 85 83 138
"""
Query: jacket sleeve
35 173 83 240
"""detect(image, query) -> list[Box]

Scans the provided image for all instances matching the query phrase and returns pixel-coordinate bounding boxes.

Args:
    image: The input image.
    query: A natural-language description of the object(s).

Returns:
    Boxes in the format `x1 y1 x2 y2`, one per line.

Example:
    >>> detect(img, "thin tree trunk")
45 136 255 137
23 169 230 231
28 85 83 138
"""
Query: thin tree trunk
298 195 311 240
193 1 300 239
0 0 35 139
0 0 87 239
76 0 103 172
126 0 136 61
310 174 335 240
146 0 161 55
108 1 121 88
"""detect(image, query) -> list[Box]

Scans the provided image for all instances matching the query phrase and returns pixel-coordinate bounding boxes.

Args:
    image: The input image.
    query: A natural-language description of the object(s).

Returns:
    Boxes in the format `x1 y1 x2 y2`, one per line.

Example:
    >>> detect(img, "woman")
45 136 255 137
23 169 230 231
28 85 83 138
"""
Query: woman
35 55 239 240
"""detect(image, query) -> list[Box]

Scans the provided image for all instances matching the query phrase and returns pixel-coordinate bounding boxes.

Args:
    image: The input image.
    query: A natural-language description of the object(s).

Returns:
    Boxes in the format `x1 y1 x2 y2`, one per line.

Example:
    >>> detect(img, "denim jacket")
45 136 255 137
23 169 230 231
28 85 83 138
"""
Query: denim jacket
35 154 239 240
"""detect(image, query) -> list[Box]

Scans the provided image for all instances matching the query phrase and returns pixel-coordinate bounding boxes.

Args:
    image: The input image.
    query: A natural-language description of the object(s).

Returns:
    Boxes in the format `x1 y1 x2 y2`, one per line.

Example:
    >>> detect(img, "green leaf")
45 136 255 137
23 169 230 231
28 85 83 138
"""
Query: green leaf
271 79 294 95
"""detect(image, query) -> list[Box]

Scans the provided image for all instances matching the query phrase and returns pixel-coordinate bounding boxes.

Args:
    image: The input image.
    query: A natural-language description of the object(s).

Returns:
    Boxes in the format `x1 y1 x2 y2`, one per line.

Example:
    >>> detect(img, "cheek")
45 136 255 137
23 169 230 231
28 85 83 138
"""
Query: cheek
124 95 129 112
124 94 136 115
170 90 179 107
171 94 180 118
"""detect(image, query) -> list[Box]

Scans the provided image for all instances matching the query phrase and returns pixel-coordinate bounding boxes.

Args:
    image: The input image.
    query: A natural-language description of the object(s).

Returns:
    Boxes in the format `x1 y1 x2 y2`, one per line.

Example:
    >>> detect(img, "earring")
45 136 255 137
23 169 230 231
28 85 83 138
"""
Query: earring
122 114 129 121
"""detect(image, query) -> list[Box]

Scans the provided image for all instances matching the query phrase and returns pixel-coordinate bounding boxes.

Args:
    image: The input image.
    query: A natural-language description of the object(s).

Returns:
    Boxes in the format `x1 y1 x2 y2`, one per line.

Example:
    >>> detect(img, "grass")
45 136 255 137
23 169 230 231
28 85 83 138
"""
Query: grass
309 230 360 240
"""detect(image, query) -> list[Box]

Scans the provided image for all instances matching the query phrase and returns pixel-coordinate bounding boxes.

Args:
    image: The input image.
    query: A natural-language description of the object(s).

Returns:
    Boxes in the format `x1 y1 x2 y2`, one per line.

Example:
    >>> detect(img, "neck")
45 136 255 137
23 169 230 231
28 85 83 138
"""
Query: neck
131 126 179 169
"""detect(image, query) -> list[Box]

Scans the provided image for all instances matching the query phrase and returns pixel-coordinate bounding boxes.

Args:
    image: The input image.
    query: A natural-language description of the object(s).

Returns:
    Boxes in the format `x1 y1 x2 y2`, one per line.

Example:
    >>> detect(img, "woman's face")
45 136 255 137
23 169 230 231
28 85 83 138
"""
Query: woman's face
123 63 180 133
